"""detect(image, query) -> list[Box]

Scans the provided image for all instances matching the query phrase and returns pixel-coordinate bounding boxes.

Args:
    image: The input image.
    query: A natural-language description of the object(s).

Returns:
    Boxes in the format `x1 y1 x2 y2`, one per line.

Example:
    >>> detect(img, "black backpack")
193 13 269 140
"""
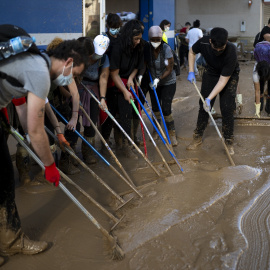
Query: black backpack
162 42 181 76
253 32 261 48
0 24 49 87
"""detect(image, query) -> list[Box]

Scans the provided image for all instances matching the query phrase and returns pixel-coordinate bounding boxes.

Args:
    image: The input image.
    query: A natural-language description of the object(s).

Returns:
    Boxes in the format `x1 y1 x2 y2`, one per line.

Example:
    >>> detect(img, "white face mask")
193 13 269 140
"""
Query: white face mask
151 42 161 49
165 27 170 32
53 63 73 86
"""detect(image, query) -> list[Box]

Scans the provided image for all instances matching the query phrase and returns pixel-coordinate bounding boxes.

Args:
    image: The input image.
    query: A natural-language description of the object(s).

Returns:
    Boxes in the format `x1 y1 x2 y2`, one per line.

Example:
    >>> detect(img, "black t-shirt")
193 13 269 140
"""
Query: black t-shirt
109 41 144 79
105 31 120 60
192 36 240 77
258 26 270 42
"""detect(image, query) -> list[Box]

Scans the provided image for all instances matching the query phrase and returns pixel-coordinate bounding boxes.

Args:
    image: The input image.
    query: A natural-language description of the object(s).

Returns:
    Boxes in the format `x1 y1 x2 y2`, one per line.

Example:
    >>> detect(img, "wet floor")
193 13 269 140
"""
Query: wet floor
3 61 270 270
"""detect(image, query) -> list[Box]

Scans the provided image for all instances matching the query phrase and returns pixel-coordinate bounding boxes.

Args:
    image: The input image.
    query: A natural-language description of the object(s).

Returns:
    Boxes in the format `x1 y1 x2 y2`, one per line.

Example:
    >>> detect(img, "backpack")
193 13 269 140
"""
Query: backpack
253 32 261 48
162 42 181 76
0 24 49 87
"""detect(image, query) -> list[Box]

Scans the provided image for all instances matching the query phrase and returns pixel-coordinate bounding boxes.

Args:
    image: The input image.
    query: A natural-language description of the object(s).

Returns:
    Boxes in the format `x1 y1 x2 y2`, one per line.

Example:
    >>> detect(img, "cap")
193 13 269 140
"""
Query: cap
93 35 110 55
148 26 163 39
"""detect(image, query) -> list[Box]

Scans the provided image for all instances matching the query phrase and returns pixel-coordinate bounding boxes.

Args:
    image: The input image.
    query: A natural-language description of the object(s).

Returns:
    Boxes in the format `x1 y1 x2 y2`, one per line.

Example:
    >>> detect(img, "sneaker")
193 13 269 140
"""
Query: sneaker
186 135 202 150
225 139 234 156
0 232 48 256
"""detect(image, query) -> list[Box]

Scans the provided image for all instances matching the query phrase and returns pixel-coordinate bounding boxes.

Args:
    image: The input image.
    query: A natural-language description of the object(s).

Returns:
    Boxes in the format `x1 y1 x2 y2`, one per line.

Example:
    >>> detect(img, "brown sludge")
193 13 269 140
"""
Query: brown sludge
4 61 270 269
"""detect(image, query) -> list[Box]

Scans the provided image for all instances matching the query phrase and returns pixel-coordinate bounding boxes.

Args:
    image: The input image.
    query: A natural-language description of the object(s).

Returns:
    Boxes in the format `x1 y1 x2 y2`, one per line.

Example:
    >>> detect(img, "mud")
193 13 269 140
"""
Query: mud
3 61 270 270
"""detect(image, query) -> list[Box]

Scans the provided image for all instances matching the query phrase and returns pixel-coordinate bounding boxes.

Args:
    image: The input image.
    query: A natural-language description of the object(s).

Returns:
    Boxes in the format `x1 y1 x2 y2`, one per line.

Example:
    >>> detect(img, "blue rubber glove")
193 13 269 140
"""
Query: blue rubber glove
187 72 196 83
203 98 211 112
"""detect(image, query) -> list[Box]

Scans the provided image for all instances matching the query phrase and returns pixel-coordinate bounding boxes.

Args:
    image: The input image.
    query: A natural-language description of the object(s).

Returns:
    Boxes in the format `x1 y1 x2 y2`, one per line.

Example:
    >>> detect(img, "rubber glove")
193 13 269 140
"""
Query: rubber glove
57 133 70 151
187 72 196 83
255 103 261 118
203 98 211 112
137 75 143 86
149 78 160 89
44 162 60 187
236 94 243 114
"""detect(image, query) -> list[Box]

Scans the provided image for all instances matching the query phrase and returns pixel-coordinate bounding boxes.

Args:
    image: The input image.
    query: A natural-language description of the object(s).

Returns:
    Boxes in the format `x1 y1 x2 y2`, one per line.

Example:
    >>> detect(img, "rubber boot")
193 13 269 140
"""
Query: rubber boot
168 130 178 147
114 127 123 149
225 139 234 156
0 207 48 256
186 133 203 150
81 136 97 165
152 112 162 141
70 144 79 167
16 144 31 185
132 118 144 146
122 139 138 160
59 151 80 175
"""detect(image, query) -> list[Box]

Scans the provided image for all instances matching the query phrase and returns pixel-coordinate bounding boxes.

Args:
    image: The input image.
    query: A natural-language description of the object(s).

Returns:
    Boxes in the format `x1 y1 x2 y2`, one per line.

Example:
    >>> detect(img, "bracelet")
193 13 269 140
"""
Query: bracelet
100 97 106 100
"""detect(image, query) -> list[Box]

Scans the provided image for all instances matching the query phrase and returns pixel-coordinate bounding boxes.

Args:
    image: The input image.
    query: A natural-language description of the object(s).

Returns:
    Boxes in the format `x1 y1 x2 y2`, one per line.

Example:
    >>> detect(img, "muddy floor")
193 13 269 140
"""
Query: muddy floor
3 60 270 270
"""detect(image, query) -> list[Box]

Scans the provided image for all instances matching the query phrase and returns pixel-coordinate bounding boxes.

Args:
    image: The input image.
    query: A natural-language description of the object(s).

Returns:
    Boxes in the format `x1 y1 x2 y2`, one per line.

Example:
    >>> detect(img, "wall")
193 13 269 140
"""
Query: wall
106 0 139 14
175 0 261 37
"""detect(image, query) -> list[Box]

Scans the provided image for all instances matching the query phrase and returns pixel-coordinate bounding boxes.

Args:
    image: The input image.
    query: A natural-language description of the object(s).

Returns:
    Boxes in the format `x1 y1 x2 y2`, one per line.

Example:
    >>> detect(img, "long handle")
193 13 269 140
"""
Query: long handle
129 85 184 173
148 70 172 147
130 95 174 176
192 82 235 166
78 106 143 198
80 82 161 177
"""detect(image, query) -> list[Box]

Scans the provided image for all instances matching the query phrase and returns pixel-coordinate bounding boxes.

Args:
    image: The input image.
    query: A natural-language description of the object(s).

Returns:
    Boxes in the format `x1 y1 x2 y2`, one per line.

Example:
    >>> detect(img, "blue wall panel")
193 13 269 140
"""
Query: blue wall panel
0 0 82 33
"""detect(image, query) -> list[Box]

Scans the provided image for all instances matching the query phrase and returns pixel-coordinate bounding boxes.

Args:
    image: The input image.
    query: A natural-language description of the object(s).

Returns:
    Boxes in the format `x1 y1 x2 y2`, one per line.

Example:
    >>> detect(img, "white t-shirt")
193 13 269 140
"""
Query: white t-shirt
186 28 203 50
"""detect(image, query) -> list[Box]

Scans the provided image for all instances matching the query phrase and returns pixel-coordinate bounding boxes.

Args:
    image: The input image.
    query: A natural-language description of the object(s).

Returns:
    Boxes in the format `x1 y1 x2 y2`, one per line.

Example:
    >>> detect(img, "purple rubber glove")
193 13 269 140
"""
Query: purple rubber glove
187 72 196 83
203 98 211 112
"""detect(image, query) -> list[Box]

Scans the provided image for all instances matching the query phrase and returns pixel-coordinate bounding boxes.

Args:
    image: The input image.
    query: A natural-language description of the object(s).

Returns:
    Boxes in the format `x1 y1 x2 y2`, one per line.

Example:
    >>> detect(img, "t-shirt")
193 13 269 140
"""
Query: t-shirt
258 25 270 42
105 31 120 60
145 42 176 86
186 28 203 49
192 36 240 77
82 54 110 85
0 52 50 109
109 41 144 79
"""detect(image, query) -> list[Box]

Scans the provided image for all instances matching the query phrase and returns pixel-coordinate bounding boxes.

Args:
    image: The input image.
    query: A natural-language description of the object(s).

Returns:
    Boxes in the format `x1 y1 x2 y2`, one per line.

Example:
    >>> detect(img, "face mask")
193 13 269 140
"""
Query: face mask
213 48 225 56
53 63 73 86
151 42 161 49
92 54 103 60
110 28 120 36
165 27 170 32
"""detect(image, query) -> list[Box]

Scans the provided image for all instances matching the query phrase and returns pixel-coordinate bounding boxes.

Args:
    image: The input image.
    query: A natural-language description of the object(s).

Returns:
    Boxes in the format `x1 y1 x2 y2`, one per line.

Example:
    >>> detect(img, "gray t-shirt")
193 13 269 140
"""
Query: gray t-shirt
82 55 109 85
0 52 50 109
149 43 176 86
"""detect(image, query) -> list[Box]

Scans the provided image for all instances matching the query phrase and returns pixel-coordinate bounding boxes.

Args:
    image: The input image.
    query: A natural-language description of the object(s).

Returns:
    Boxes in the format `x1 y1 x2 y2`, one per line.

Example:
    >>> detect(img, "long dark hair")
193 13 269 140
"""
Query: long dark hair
159 19 171 31
120 20 143 56
256 61 270 81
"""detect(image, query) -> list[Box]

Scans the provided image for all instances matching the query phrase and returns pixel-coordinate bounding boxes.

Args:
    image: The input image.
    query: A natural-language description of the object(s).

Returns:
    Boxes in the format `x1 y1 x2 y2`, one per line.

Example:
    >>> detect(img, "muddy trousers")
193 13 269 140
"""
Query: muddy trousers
149 83 176 130
83 97 99 138
194 70 239 141
0 119 21 244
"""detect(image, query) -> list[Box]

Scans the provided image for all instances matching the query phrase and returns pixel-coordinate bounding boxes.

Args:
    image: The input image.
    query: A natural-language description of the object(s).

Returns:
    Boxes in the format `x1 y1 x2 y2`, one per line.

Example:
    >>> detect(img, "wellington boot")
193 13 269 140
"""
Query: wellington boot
186 134 202 150
70 144 79 167
81 137 97 165
114 127 123 149
225 139 234 156
152 130 159 141
151 114 161 141
132 118 144 146
16 145 31 185
122 139 138 160
168 130 178 147
0 256 4 266
59 152 80 175
0 229 48 256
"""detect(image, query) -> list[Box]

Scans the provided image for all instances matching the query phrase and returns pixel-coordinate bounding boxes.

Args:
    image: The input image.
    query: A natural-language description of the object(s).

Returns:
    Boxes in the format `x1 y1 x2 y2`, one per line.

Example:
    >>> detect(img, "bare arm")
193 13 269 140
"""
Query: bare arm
66 80 79 130
127 69 138 90
15 102 28 133
45 102 62 134
110 69 133 103
207 75 231 100
188 47 196 72
27 92 54 166
99 66 110 110
160 57 174 80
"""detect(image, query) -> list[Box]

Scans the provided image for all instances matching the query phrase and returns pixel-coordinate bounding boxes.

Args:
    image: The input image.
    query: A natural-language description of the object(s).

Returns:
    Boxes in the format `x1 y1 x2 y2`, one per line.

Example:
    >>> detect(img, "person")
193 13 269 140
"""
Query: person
253 41 270 117
159 19 171 44
185 19 203 76
258 18 270 43
106 19 144 158
77 35 110 164
140 26 178 146
179 22 191 68
101 13 123 147
0 38 88 262
186 27 240 155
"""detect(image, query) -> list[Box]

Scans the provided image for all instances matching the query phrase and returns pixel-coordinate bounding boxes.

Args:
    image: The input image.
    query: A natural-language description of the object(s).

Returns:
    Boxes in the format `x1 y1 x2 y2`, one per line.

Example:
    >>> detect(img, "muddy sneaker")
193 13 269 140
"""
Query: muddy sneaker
59 152 80 175
186 135 202 150
0 232 48 256
168 130 178 147
225 140 234 156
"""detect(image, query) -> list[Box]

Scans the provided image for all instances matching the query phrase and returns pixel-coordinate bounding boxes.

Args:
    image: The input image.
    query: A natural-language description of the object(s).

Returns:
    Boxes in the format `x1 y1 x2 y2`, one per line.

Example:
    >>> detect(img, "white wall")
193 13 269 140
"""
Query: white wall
175 0 262 37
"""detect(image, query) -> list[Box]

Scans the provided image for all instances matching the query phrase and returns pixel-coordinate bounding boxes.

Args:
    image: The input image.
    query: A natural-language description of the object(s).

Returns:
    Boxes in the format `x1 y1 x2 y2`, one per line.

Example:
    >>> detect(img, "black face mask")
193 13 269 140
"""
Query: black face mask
212 48 225 56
